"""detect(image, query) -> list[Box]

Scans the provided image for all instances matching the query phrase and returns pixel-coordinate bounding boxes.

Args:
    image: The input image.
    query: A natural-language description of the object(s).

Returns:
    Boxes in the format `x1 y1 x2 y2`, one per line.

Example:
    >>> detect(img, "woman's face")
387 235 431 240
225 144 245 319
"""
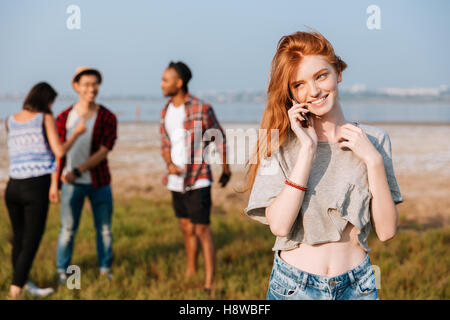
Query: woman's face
47 99 54 110
291 55 342 117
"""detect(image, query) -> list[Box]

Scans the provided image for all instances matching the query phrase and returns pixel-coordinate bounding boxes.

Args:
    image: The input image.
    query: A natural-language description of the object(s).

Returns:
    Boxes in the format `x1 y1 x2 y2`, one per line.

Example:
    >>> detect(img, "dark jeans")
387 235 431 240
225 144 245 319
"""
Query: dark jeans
56 183 114 273
5 174 51 287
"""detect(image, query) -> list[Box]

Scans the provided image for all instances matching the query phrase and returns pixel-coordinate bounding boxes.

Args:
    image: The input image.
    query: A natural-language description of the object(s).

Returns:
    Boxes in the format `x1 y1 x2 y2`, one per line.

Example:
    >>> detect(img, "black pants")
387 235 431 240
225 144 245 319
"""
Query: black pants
5 174 51 287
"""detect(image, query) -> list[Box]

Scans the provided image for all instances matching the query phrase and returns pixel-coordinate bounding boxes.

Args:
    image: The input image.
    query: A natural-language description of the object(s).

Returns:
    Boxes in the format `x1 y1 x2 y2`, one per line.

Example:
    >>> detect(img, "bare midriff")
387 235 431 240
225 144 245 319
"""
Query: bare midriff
279 223 367 277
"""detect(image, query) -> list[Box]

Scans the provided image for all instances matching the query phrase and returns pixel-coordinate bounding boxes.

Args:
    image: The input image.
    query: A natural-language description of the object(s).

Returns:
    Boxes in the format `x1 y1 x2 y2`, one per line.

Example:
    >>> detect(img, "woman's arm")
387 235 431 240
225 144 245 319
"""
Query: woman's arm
44 114 86 158
49 172 59 203
338 123 399 242
266 146 315 237
366 157 399 241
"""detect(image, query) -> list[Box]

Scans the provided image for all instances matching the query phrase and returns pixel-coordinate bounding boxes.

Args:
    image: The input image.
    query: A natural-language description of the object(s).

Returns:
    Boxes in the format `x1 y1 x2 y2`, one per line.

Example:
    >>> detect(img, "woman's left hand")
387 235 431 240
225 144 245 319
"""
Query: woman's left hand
337 123 382 165
49 184 59 203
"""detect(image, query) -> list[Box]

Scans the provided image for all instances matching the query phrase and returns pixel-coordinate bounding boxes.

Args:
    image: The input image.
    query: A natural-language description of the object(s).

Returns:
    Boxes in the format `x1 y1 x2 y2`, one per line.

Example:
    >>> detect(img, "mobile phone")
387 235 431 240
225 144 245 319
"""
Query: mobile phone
288 88 312 128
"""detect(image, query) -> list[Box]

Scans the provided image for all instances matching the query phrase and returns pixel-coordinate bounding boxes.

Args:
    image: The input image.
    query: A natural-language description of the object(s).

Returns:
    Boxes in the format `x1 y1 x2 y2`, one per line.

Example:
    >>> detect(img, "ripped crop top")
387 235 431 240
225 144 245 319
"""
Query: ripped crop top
244 122 404 253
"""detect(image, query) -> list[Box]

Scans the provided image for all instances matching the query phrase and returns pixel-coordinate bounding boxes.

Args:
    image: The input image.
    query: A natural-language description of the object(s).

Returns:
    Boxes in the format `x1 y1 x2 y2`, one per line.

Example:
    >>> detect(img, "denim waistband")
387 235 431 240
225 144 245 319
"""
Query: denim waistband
273 250 373 290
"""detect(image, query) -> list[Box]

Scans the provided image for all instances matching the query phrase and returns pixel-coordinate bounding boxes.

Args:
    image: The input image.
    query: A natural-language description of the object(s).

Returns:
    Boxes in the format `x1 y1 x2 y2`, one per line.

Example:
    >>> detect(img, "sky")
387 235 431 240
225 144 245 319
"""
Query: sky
0 0 449 96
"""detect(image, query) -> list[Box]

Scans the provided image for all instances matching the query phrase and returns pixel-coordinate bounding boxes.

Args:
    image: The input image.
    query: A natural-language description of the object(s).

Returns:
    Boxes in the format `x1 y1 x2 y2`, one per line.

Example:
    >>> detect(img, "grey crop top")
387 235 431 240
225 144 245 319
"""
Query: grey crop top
244 122 404 253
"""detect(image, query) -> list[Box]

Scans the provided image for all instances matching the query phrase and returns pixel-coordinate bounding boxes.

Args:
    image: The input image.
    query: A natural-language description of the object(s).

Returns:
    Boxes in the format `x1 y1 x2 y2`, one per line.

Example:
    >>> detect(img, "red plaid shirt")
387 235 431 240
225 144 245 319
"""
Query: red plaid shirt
160 93 227 191
56 104 117 188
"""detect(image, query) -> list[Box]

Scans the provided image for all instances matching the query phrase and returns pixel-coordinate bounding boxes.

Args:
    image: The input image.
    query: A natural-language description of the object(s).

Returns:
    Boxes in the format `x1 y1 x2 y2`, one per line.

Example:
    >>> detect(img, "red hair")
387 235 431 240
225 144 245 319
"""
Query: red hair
243 30 347 192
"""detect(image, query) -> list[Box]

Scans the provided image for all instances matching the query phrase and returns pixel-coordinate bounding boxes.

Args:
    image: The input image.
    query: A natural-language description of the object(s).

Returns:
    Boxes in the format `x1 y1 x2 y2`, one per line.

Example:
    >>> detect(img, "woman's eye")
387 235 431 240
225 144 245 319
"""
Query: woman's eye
295 83 303 88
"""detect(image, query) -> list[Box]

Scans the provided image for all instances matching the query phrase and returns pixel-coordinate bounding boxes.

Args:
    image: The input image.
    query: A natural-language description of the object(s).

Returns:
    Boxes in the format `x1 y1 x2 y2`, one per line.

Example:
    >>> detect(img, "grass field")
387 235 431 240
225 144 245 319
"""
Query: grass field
0 197 449 300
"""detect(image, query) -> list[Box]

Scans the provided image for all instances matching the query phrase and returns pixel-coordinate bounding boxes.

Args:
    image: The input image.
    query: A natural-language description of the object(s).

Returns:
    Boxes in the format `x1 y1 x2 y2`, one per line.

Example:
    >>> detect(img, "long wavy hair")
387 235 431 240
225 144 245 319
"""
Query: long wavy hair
243 30 347 192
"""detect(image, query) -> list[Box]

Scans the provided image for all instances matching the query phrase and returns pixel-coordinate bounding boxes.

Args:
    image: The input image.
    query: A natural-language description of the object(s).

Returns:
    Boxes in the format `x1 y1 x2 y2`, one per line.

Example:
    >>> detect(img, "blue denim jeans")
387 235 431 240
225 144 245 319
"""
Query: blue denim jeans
266 251 379 300
56 183 113 274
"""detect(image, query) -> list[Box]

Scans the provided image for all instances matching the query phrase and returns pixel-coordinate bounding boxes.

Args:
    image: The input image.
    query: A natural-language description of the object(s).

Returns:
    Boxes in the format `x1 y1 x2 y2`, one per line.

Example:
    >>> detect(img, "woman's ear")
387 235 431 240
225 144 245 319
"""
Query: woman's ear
337 72 342 83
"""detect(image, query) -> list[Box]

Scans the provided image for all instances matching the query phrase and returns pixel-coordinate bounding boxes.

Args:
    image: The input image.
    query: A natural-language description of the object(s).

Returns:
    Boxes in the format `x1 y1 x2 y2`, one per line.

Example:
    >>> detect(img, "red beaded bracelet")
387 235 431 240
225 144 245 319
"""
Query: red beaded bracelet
285 179 308 191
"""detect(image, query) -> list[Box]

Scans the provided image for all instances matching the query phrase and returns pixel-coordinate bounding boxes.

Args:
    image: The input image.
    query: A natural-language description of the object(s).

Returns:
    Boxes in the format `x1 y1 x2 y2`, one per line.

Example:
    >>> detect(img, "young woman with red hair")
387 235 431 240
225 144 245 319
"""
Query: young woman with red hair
244 30 403 300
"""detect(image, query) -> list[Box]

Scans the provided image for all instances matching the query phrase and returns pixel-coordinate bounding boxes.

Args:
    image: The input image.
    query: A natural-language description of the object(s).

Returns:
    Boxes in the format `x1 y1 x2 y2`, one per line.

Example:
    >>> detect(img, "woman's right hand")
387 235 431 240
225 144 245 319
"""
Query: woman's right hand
74 118 87 136
288 102 318 150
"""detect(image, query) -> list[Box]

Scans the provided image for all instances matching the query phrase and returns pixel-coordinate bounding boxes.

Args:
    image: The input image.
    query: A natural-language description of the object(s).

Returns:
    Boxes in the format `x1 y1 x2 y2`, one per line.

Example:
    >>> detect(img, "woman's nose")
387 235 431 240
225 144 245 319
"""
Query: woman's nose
308 82 321 99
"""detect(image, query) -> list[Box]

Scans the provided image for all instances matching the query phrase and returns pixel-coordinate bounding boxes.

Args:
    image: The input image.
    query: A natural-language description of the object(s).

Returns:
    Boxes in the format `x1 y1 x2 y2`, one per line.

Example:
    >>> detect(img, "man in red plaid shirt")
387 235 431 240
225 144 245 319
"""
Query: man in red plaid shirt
160 61 231 292
55 67 117 284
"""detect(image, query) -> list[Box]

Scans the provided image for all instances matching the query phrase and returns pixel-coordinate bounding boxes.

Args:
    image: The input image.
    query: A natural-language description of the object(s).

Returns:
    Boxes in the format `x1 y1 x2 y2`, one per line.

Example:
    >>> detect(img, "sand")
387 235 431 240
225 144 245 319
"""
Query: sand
1 122 449 228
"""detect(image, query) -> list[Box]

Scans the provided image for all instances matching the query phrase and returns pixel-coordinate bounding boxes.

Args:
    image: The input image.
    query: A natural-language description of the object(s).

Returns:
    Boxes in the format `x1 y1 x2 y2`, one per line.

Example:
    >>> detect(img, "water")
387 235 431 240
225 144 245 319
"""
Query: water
1 99 449 123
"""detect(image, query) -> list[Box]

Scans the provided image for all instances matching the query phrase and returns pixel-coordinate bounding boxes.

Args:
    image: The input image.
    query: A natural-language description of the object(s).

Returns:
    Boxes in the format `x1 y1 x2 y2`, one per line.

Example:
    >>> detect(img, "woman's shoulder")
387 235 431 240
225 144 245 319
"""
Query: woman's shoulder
10 111 43 123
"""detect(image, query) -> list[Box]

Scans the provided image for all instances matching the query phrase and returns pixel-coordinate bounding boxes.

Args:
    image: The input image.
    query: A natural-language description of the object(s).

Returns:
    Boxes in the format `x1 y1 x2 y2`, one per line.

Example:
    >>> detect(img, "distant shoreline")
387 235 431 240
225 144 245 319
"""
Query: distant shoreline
89 121 450 126
0 119 449 126
1 96 450 105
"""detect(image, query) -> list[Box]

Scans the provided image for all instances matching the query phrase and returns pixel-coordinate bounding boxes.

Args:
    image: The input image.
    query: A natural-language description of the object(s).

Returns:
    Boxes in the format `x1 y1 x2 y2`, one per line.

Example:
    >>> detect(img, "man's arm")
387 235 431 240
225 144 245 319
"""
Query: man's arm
160 110 183 174
204 104 231 185
162 149 183 174
78 145 109 173
63 109 117 183
62 145 110 183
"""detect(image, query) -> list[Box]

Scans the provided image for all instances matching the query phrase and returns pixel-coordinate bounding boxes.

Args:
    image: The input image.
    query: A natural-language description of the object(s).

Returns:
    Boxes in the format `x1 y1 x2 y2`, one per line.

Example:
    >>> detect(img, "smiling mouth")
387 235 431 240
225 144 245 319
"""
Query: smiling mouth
308 93 329 105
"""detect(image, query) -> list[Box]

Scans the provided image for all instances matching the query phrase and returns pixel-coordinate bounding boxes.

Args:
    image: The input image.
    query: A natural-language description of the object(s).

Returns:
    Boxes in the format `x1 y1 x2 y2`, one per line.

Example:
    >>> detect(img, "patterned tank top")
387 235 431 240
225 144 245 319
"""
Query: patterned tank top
7 113 56 179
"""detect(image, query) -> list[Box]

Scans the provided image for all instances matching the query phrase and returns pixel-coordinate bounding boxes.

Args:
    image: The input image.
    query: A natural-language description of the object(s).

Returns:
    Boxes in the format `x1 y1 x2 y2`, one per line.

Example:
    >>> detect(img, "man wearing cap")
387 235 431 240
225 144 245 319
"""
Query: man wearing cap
55 67 117 283
160 61 231 292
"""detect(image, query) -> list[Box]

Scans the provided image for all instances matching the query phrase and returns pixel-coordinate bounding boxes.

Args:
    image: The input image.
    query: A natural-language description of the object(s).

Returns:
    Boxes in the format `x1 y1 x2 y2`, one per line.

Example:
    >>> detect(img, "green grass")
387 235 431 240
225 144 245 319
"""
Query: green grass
0 197 448 300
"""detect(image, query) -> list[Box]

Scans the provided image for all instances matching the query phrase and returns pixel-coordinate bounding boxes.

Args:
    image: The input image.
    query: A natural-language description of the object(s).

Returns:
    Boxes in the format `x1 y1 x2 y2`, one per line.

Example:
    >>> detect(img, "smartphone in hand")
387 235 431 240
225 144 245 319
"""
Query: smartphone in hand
297 101 312 128
288 88 312 128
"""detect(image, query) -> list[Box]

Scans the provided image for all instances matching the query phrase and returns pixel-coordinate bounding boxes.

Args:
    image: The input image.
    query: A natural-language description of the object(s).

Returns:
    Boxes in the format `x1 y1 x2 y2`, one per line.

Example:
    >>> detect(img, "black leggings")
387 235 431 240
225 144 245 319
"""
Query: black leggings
5 174 51 287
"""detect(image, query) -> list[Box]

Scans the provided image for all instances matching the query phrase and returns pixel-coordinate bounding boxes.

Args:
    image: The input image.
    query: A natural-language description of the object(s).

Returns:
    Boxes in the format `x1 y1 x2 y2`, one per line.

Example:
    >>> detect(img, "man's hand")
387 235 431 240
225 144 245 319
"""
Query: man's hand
62 171 76 184
219 164 231 188
168 162 184 175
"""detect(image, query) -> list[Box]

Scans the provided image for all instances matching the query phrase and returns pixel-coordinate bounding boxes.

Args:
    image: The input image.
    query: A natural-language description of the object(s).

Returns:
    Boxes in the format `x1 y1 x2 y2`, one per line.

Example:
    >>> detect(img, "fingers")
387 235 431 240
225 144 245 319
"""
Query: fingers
342 123 363 133
289 103 310 115
338 140 352 151
170 166 184 174
50 194 59 203
289 107 309 122
339 129 356 141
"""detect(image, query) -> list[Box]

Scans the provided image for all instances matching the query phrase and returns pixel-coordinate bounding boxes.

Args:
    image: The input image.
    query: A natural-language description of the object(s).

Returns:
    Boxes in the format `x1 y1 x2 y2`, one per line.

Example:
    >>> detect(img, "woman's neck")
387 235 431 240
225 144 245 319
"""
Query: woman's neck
312 101 349 142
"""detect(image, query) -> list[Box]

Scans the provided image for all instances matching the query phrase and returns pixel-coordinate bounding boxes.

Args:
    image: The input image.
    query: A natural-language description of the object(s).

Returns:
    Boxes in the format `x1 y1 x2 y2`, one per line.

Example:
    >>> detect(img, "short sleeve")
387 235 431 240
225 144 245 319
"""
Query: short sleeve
203 104 227 158
377 131 404 204
100 112 117 150
244 152 287 224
